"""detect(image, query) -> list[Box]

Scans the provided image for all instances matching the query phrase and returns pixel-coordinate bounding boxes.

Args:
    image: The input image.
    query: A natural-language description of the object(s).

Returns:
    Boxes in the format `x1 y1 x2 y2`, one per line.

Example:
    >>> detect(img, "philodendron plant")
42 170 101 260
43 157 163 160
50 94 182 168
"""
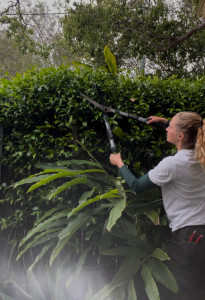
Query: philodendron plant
10 150 177 300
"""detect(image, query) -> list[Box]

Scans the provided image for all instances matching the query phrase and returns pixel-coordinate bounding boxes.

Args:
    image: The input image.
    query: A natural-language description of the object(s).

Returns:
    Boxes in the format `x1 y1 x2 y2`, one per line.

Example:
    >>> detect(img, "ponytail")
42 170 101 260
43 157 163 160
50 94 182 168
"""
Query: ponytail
195 119 205 169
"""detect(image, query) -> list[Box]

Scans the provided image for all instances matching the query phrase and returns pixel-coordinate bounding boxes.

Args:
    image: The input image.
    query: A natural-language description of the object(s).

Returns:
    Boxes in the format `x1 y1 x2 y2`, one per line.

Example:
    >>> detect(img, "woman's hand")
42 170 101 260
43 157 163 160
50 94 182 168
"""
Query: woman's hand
147 116 168 125
109 153 124 168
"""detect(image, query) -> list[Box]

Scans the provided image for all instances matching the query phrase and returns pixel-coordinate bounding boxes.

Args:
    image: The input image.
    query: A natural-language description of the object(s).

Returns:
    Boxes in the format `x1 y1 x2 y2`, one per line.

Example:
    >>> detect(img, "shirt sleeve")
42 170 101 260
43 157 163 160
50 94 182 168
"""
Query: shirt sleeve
119 165 157 193
148 156 177 187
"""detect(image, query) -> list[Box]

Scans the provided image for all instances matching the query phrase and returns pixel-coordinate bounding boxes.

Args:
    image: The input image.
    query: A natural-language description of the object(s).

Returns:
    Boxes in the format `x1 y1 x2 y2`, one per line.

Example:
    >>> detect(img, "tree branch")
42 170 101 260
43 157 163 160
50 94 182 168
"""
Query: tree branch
0 1 18 17
124 17 205 52
156 20 205 51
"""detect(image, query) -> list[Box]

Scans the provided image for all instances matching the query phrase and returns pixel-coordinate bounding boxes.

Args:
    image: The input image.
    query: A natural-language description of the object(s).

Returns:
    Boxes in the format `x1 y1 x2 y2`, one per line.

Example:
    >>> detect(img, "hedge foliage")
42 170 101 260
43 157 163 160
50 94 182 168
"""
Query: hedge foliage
0 64 205 231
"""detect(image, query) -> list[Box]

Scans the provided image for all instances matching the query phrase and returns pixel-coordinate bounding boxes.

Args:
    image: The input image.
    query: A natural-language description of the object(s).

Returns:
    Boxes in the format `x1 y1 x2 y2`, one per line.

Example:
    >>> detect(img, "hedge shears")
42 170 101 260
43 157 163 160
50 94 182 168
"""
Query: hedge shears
80 85 166 153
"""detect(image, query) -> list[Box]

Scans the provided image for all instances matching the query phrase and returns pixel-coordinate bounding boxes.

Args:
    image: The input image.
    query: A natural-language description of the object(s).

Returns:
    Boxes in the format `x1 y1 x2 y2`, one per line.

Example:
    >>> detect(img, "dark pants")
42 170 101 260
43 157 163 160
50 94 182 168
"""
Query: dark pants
162 225 205 300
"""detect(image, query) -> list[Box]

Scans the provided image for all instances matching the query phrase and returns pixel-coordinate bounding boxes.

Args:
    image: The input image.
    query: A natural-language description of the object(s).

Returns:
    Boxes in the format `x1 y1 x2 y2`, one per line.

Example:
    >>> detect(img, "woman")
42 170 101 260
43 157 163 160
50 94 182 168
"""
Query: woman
109 112 205 300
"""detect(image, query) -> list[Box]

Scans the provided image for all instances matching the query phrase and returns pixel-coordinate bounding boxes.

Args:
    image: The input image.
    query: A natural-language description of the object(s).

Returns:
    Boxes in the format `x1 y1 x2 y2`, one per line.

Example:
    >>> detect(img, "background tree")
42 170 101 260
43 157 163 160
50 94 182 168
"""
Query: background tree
1 0 205 77
0 0 71 77
62 0 205 76
0 29 47 77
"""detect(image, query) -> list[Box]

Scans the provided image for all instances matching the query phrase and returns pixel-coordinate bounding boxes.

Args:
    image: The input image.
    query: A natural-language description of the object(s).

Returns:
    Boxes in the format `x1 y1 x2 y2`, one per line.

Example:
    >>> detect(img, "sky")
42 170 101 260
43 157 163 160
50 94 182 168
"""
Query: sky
0 0 67 13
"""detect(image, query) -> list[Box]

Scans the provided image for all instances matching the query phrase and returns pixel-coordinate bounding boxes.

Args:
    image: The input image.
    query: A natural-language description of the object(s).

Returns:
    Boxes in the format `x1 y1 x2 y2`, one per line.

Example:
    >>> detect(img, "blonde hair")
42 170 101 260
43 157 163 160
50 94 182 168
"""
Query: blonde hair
175 112 205 169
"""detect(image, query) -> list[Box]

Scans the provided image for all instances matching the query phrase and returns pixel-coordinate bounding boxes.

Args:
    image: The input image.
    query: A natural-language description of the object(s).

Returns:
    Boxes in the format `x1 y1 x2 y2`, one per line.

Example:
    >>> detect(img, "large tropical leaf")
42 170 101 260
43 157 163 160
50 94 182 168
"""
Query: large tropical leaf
27 172 72 193
27 169 105 193
34 207 62 226
27 243 54 300
59 211 92 240
54 159 103 169
102 246 143 257
48 177 87 200
151 248 170 261
50 210 92 264
145 258 178 293
67 189 120 218
106 197 126 231
78 188 96 204
49 236 71 266
66 245 92 288
141 264 160 300
19 211 69 247
17 228 60 260
91 255 141 300
144 209 160 225
127 279 137 300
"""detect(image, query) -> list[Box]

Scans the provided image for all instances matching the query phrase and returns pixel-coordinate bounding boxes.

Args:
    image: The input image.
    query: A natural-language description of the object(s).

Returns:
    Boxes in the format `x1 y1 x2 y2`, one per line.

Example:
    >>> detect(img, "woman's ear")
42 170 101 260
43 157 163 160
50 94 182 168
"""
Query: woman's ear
178 132 185 141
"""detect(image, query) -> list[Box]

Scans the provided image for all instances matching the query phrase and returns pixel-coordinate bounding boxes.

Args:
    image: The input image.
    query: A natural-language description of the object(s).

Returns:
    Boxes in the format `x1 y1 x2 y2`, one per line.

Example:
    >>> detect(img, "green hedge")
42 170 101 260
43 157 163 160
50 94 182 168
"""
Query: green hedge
0 64 205 230
1 66 205 176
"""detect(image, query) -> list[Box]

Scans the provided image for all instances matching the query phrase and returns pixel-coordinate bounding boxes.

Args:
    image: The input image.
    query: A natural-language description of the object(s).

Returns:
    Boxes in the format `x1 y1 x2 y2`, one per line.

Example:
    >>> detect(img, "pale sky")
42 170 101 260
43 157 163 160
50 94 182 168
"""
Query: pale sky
0 0 67 13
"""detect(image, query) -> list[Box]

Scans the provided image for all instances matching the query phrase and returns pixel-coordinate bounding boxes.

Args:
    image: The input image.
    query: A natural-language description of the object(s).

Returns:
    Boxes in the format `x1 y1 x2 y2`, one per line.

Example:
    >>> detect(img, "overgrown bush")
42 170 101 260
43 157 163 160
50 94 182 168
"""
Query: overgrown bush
0 64 205 299
0 65 205 231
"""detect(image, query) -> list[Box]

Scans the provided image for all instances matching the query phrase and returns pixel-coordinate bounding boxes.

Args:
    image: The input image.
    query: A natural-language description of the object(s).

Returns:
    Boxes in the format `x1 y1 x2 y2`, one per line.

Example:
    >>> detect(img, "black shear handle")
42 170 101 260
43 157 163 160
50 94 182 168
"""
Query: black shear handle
95 84 118 153
148 121 167 129
103 114 118 153
145 117 168 129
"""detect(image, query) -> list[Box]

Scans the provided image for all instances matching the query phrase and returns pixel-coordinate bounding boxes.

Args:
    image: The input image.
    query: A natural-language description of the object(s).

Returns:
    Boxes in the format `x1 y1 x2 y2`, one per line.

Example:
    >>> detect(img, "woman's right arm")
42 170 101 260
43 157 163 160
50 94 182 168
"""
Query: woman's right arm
146 116 169 126
109 153 157 193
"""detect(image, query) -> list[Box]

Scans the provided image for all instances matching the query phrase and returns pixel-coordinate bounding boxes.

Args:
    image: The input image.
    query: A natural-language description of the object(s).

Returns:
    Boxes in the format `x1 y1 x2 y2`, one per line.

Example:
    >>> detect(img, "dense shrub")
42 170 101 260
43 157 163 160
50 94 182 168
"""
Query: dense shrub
0 64 205 299
1 66 205 175
0 64 205 231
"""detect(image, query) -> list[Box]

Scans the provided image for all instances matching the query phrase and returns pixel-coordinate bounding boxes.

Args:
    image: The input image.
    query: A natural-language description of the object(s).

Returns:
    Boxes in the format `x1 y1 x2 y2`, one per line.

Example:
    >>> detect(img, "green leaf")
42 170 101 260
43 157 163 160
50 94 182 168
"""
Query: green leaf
102 246 137 256
141 264 160 300
49 236 70 265
49 211 92 264
146 258 178 293
78 188 96 204
17 228 60 260
127 278 137 300
48 177 87 200
113 126 125 139
27 172 70 193
57 159 102 169
144 210 160 225
27 244 53 300
91 255 140 300
66 245 92 288
28 242 53 272
17 168 105 192
151 248 170 261
59 211 91 240
34 207 61 226
106 197 126 231
68 189 120 218
104 45 117 77
14 174 55 187
19 211 69 247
